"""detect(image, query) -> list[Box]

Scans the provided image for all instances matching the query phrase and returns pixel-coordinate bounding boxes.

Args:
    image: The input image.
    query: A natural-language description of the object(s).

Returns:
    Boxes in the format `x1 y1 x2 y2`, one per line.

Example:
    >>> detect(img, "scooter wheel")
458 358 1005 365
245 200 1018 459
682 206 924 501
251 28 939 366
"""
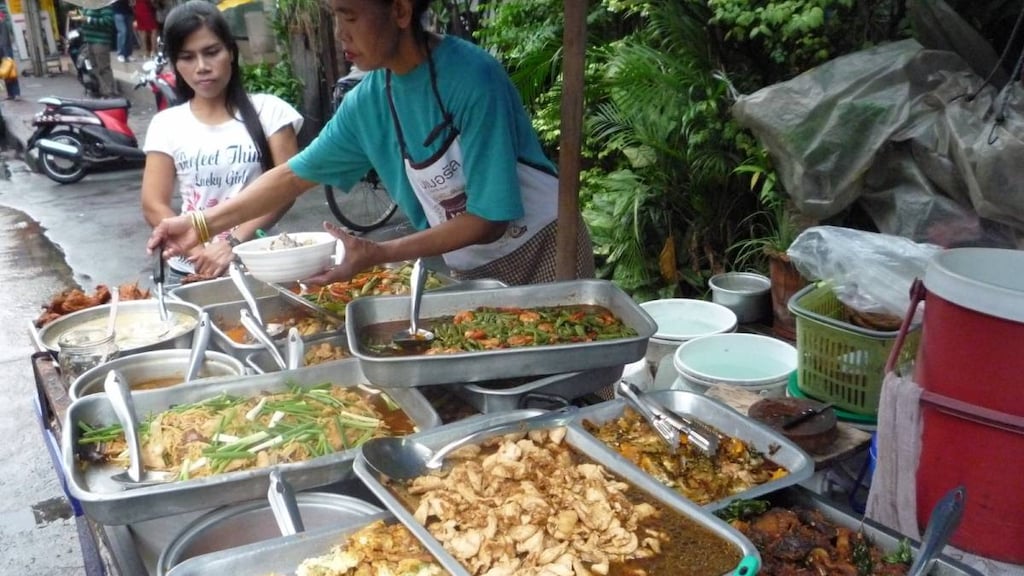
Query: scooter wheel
38 130 88 184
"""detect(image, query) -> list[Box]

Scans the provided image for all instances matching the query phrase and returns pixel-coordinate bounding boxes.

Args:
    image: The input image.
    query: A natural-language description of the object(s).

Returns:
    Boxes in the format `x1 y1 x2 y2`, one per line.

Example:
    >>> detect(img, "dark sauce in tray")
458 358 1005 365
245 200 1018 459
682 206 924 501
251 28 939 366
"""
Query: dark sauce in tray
384 433 742 576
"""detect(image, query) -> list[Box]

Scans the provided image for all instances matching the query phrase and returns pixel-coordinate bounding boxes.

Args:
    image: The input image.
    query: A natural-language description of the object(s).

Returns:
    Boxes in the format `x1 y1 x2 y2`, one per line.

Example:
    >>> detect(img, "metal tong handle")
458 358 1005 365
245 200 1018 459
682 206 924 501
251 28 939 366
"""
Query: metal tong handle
184 312 211 383
153 244 169 322
616 380 680 449
240 309 287 370
908 486 966 576
285 327 304 371
409 258 427 336
103 370 144 482
620 380 719 456
267 470 305 536
229 261 264 327
426 406 579 470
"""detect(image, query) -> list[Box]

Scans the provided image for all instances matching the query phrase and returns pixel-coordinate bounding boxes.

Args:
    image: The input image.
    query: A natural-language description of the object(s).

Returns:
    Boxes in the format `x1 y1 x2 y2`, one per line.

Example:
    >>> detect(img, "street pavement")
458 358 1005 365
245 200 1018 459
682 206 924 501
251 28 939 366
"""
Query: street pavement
0 59 420 576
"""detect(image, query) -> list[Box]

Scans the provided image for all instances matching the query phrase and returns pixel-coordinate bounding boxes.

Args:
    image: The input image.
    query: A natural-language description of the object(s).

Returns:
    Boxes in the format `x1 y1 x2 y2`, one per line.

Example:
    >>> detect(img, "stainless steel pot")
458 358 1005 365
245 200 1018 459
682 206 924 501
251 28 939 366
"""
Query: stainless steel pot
69 349 246 400
157 492 382 576
38 300 203 357
709 272 771 324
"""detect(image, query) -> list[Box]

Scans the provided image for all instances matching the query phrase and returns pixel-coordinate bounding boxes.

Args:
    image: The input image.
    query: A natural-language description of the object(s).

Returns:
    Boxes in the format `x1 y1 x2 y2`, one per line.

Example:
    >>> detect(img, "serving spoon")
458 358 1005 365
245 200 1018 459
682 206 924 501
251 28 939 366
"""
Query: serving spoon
907 485 966 576
285 327 304 370
391 258 435 350
228 262 285 338
240 309 287 371
103 370 174 488
267 469 305 536
183 312 212 383
361 406 578 481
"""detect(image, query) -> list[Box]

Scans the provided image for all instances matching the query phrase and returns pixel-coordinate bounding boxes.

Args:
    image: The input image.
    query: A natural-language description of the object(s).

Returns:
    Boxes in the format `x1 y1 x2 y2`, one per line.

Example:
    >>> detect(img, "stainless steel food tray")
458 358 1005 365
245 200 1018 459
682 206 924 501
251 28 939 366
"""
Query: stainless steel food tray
245 332 350 374
165 512 397 576
204 295 343 360
452 365 624 413
574 391 814 511
353 409 760 576
168 275 279 308
62 360 441 525
347 279 657 387
758 487 983 576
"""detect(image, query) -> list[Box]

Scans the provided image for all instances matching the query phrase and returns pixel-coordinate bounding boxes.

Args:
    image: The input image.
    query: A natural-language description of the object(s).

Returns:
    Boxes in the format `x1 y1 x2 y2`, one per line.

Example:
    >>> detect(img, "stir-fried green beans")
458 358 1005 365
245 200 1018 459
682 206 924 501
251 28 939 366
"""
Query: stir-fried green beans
411 305 636 354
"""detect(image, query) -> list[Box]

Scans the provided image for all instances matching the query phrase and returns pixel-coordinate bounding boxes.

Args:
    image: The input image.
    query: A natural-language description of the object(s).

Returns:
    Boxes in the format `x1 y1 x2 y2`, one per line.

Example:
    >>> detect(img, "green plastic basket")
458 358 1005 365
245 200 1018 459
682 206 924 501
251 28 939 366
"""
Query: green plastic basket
788 283 921 416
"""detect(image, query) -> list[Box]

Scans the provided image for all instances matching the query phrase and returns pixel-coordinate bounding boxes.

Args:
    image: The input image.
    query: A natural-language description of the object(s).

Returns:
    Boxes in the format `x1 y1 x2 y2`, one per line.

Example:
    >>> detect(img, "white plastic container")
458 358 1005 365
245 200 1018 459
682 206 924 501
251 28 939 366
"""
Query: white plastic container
639 299 737 373
673 333 796 397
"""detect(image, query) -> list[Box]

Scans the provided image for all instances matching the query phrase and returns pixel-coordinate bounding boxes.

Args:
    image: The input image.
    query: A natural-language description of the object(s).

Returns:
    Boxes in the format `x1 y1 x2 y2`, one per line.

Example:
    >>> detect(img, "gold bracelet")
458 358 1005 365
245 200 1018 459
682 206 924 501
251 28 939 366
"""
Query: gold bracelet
188 210 211 244
197 211 211 244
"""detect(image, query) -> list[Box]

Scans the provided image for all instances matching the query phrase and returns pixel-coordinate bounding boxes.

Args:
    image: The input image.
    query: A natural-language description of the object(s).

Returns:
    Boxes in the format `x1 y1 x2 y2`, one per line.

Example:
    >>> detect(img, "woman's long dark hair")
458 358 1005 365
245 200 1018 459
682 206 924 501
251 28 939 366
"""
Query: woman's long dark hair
162 0 274 172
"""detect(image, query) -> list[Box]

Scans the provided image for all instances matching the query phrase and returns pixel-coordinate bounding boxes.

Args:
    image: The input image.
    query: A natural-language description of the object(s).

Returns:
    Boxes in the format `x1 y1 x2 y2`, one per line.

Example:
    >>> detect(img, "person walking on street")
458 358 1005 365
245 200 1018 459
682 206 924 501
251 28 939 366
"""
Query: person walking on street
0 9 20 101
79 5 117 96
134 0 158 58
113 0 135 62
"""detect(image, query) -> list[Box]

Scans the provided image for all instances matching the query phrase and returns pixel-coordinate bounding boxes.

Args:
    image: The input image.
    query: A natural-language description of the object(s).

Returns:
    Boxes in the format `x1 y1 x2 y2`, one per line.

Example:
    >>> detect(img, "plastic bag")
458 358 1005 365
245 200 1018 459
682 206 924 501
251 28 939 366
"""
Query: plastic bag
786 226 942 317
0 57 16 81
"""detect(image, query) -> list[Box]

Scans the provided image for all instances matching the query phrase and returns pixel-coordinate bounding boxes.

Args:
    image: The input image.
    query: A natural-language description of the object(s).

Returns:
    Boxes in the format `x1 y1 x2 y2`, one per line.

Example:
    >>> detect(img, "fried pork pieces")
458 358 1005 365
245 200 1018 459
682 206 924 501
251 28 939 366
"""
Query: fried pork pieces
296 520 443 576
400 428 738 576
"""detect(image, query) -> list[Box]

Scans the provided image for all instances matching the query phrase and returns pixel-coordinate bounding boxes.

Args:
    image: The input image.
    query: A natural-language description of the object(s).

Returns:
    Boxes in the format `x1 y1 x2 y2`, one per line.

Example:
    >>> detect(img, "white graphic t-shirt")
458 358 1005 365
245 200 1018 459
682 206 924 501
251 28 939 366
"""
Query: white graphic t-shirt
143 94 303 222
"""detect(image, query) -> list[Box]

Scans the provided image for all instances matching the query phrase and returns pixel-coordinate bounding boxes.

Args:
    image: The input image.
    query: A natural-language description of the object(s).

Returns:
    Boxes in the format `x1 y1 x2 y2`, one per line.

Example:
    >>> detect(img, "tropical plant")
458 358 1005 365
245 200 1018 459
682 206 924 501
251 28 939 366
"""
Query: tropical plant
242 60 304 109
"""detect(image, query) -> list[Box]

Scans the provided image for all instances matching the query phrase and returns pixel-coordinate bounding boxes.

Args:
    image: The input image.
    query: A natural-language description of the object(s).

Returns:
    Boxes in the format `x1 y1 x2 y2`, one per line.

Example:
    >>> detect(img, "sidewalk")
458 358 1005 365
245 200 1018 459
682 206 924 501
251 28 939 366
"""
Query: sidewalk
1 56 161 161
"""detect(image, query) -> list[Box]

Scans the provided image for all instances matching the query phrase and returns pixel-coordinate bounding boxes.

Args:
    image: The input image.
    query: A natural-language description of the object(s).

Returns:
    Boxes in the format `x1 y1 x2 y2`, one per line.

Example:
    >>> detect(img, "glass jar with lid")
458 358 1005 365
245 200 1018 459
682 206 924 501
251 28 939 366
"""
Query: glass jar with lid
58 328 119 383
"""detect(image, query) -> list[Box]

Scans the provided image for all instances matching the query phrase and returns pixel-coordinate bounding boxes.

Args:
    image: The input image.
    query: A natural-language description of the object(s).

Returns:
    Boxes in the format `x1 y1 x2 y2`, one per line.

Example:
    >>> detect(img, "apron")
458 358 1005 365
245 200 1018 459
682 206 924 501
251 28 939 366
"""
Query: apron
386 53 557 273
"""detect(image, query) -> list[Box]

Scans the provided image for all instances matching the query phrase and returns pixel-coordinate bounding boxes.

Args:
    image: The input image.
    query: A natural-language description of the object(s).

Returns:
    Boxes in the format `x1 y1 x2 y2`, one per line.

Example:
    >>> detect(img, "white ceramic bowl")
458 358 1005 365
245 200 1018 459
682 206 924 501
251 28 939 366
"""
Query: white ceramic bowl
232 232 338 284
673 333 796 396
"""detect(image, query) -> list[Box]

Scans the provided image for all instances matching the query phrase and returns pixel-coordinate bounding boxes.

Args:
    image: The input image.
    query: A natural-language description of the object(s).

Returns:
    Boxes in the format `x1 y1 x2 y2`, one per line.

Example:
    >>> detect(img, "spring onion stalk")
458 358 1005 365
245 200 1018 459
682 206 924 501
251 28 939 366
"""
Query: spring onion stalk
245 397 267 421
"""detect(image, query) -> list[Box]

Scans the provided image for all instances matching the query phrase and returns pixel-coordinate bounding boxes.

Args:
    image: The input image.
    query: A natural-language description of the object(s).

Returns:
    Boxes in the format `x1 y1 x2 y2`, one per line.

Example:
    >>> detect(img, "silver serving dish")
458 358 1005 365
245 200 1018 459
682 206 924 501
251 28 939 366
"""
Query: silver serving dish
753 487 984 576
158 493 382 576
452 365 624 413
346 279 657 387
574 390 815 510
69 349 245 401
168 275 279 308
353 409 759 576
62 360 440 525
205 295 343 360
38 300 202 356
245 332 350 375
165 512 396 576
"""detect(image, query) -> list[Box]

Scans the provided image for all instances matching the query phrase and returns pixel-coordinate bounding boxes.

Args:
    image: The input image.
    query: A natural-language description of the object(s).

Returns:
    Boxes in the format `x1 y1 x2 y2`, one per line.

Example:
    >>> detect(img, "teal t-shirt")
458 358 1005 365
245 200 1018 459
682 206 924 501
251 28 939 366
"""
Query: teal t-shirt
288 36 556 231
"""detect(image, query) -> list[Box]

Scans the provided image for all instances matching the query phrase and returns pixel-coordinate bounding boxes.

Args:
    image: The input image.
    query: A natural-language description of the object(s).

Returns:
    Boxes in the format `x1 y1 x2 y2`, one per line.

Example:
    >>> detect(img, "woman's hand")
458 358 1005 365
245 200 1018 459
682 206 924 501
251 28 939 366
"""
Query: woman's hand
302 221 381 285
190 239 234 277
147 214 199 258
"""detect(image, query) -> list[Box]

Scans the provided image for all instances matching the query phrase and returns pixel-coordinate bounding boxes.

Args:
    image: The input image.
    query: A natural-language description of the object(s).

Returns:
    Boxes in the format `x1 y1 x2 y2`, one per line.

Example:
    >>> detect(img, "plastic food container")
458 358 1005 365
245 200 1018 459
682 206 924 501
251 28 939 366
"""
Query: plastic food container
639 299 737 372
673 333 797 397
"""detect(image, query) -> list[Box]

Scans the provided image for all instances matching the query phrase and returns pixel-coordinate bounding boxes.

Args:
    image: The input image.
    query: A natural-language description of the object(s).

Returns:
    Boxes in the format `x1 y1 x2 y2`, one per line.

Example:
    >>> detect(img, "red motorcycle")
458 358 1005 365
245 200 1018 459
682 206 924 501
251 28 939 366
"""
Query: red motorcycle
27 52 180 184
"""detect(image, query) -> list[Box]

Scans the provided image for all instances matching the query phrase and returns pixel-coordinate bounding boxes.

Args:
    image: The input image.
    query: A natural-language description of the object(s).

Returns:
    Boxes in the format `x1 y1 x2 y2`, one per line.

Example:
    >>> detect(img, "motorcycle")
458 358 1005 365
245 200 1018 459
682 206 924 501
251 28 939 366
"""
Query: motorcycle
27 53 180 184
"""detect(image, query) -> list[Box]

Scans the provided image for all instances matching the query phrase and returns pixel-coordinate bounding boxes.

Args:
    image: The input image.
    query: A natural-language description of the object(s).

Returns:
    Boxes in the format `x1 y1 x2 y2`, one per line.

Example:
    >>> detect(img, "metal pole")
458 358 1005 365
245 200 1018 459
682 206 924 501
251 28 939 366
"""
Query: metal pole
22 0 47 76
555 0 587 280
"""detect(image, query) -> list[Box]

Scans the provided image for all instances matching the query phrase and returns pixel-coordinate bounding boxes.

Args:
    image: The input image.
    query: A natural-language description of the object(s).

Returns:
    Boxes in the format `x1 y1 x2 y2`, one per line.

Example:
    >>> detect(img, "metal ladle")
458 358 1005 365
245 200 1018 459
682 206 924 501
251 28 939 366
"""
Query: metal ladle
285 327 304 370
907 485 966 576
391 258 435 350
228 262 285 338
183 312 212 383
361 406 578 481
103 370 174 488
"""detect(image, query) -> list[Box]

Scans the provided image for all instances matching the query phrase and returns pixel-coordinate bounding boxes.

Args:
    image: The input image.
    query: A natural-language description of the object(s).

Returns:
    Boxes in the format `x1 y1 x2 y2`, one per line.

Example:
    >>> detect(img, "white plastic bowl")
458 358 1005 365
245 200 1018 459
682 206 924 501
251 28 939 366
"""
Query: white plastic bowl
232 232 338 284
639 298 738 341
673 333 796 396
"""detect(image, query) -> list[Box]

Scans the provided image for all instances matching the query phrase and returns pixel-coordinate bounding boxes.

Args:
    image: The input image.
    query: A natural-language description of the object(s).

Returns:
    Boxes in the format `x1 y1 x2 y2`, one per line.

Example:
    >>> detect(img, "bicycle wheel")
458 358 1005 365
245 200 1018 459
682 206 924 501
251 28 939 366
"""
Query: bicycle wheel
325 174 398 233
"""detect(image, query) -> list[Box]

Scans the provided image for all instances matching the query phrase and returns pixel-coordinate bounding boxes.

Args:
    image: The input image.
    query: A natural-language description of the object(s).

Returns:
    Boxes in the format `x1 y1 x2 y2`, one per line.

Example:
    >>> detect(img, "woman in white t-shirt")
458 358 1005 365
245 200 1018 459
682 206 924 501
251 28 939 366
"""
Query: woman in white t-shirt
141 0 303 280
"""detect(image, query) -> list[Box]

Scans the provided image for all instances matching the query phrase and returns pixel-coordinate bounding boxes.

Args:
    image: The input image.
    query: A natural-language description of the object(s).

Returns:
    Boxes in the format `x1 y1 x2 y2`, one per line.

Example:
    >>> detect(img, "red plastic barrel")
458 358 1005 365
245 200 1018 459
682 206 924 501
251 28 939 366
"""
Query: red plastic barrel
914 248 1024 563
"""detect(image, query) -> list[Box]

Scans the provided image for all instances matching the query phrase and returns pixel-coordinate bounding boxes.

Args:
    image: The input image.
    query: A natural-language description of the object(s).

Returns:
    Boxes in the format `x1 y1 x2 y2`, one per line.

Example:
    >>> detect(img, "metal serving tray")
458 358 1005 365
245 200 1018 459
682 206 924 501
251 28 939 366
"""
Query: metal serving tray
204 295 343 360
245 332 350 374
165 512 398 576
168 275 279 308
452 365 624 413
347 279 657 387
759 487 983 576
353 409 760 576
574 391 814 511
62 360 441 525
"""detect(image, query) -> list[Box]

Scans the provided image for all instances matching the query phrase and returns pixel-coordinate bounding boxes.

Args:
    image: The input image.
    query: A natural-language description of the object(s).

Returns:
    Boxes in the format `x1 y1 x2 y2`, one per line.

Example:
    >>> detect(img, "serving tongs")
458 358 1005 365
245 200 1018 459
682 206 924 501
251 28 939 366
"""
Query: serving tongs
616 380 719 457
240 308 287 371
103 370 175 488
